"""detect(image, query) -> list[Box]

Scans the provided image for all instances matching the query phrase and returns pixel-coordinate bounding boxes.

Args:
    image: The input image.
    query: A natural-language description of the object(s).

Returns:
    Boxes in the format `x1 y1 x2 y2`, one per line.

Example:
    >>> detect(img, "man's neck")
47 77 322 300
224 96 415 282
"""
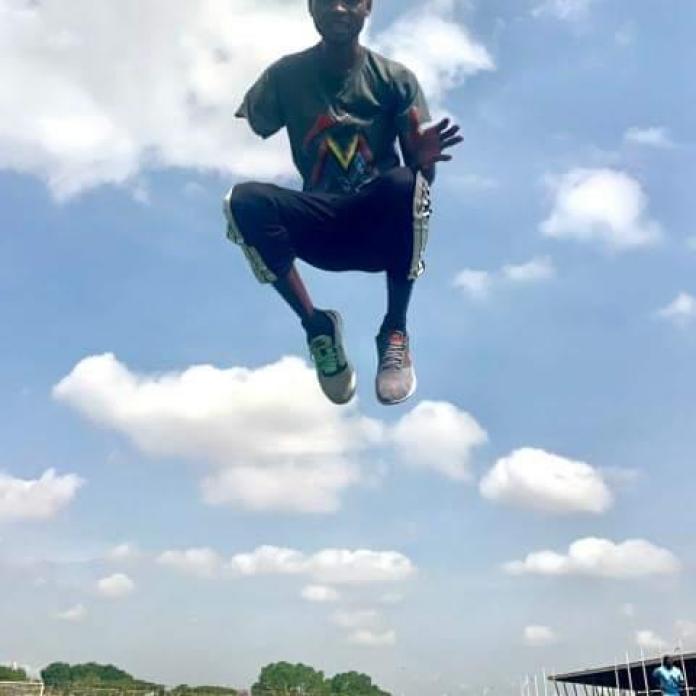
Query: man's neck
318 40 364 76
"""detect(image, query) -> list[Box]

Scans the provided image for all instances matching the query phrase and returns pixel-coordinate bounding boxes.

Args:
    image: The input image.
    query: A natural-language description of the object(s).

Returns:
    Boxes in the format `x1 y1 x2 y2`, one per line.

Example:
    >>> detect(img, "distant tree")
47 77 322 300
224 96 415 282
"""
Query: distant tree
41 663 162 691
0 666 28 682
329 672 390 696
171 686 238 696
41 664 72 688
251 663 329 696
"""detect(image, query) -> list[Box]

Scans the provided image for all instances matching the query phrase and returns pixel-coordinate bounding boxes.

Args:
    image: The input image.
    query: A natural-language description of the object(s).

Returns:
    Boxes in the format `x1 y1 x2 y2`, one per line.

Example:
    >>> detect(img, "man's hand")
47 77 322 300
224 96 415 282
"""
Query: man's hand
407 110 463 172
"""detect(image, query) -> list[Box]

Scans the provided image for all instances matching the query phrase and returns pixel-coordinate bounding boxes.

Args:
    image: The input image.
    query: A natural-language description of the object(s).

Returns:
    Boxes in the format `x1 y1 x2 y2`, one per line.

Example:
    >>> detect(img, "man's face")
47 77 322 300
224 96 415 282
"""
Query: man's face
309 0 372 45
665 657 674 669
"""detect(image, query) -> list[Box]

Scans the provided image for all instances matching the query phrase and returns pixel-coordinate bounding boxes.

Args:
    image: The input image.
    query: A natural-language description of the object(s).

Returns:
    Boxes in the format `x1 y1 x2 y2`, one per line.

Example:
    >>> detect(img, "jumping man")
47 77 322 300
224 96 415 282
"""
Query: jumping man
224 0 463 405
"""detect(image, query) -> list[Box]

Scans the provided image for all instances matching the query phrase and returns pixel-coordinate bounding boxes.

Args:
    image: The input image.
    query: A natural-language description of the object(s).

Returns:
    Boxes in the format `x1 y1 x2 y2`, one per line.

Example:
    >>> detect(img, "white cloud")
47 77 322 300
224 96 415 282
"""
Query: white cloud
54 354 382 514
0 469 84 522
372 1 494 110
532 0 598 21
106 543 139 562
157 548 222 578
541 169 662 250
505 538 680 578
676 620 696 644
348 629 397 647
390 401 488 481
0 0 491 198
56 604 87 622
454 257 555 300
301 585 340 603
228 546 416 585
453 269 493 299
480 448 613 514
656 293 696 326
624 127 674 149
96 573 135 599
0 0 317 198
200 461 361 515
332 609 380 629
332 608 396 646
501 257 556 283
523 625 558 646
636 629 668 652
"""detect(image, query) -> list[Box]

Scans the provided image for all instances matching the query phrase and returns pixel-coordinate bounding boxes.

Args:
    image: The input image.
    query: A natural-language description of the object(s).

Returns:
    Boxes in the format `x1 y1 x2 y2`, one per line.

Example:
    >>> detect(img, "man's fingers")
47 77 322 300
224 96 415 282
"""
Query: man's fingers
441 135 464 150
441 124 461 139
434 154 453 163
435 117 451 132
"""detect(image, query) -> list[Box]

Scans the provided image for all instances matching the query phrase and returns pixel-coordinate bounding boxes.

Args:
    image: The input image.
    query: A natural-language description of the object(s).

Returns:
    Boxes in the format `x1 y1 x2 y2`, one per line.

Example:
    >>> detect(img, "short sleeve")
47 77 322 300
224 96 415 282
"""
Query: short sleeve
393 67 431 137
235 64 285 139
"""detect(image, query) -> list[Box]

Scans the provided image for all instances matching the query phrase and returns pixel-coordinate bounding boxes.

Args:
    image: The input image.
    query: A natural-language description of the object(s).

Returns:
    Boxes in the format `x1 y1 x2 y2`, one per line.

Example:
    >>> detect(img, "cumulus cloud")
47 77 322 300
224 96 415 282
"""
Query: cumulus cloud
541 169 662 250
532 0 598 21
332 609 396 646
55 604 87 622
96 573 135 598
505 538 680 578
523 625 558 646
332 609 380 629
676 620 696 644
0 0 492 198
636 629 668 652
453 269 493 299
157 548 222 578
348 629 397 647
479 448 613 514
54 354 382 514
372 0 494 110
106 543 139 562
228 546 416 585
624 127 674 148
0 469 84 522
454 257 556 300
0 0 317 198
390 401 487 481
501 257 556 283
656 293 696 326
301 585 340 603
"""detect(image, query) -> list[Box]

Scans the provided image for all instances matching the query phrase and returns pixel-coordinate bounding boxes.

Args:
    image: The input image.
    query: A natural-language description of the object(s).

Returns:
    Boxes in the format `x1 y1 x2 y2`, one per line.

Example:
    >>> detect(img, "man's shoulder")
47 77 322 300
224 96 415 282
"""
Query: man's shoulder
363 47 419 83
267 45 318 77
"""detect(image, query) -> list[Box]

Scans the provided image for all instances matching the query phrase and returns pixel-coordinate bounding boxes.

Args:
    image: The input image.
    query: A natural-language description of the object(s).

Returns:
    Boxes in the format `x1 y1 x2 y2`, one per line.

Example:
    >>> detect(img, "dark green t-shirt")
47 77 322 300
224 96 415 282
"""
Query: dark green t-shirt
236 44 431 195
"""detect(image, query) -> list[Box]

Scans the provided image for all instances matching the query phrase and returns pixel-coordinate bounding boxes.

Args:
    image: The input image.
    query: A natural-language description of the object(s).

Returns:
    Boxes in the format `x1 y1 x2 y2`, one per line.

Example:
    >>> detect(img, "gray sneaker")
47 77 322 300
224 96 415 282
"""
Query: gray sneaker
308 310 356 405
375 329 416 405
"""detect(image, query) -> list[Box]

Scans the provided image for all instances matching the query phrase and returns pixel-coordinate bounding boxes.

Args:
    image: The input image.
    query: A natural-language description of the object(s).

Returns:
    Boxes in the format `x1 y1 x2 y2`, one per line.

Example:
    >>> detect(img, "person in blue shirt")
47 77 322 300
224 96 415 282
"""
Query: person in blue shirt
653 656 686 696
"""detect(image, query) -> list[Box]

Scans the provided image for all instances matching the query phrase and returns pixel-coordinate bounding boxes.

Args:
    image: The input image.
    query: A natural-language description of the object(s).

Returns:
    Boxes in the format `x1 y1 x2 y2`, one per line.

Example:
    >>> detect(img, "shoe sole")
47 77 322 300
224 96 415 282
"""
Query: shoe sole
375 371 417 406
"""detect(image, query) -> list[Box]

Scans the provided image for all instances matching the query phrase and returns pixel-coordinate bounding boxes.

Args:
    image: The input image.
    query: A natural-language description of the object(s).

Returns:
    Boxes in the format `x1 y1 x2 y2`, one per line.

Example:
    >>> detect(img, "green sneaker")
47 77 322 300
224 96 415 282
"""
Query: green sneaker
375 329 416 405
308 310 356 405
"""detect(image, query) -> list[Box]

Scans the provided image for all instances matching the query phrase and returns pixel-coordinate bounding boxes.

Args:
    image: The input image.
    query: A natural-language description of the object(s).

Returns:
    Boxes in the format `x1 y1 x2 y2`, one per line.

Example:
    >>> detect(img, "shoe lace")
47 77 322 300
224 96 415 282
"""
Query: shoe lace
380 332 407 371
310 335 340 375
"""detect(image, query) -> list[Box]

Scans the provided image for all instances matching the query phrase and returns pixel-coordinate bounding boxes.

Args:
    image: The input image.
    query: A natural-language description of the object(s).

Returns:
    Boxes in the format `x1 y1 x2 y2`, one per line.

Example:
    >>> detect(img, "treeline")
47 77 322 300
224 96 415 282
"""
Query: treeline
0 667 28 682
41 664 162 692
3 661 390 696
251 662 390 696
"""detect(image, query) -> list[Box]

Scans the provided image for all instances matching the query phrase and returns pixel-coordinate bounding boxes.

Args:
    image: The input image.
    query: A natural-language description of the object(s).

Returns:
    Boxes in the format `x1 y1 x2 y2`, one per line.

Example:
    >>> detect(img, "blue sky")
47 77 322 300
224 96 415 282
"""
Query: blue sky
1 1 694 695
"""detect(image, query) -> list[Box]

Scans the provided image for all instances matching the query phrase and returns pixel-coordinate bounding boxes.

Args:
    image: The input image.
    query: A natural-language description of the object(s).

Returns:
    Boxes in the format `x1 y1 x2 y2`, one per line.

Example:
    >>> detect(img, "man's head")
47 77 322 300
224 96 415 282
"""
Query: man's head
663 656 674 669
308 0 373 46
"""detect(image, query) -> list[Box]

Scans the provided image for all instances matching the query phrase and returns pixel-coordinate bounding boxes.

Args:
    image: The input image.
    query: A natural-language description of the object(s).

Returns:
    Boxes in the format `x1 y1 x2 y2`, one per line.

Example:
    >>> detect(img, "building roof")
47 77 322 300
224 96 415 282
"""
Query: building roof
550 653 696 693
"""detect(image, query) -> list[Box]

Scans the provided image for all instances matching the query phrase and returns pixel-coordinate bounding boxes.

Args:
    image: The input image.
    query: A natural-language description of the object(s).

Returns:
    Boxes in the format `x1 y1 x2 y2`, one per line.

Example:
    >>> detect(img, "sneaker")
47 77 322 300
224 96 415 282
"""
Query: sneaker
307 310 356 405
375 329 416 405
